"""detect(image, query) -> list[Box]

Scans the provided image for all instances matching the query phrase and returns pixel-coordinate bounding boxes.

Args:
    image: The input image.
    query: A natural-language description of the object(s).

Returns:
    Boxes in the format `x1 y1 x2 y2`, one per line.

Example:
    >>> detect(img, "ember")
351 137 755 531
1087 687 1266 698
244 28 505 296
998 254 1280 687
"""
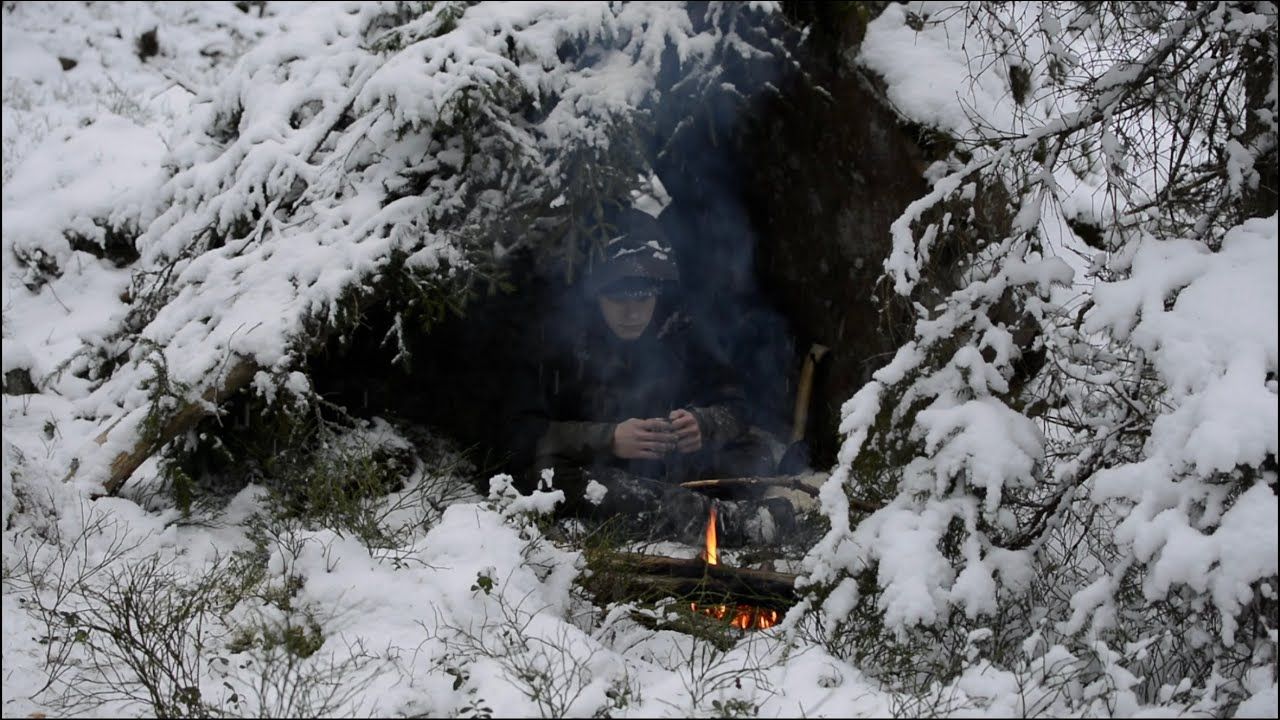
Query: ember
690 505 781 630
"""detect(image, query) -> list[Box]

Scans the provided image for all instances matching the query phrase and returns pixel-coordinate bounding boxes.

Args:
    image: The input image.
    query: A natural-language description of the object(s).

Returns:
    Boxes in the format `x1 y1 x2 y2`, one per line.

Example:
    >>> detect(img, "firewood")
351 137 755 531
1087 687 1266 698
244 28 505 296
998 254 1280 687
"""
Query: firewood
588 552 802 609
603 573 791 611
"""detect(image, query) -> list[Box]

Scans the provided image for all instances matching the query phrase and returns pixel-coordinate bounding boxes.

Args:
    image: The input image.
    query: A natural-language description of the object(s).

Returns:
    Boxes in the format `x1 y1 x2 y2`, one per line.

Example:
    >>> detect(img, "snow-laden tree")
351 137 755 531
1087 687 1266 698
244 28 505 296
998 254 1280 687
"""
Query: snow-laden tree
1 1 798 499
793 2 1277 713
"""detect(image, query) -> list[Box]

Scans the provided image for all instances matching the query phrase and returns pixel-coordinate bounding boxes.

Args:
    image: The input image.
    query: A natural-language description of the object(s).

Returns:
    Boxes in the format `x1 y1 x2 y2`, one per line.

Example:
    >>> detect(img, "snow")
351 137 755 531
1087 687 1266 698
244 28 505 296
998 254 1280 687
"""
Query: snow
860 4 1012 138
1 115 162 364
584 477 608 505
4 2 1276 717
916 397 1044 517
1236 669 1278 718
1084 217 1279 645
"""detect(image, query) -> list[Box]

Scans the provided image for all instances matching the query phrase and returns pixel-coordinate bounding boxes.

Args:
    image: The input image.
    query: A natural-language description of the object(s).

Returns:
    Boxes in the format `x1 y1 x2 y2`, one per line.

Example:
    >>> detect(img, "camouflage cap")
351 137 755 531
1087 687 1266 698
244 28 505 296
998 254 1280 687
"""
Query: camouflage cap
584 208 679 297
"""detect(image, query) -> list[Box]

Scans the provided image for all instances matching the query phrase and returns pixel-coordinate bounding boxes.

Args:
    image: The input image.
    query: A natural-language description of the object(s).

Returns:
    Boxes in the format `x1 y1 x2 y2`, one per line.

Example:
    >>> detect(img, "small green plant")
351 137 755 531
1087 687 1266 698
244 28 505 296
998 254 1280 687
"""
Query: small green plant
457 695 494 719
593 671 641 718
440 662 494 718
257 612 326 659
711 697 759 718
471 570 496 596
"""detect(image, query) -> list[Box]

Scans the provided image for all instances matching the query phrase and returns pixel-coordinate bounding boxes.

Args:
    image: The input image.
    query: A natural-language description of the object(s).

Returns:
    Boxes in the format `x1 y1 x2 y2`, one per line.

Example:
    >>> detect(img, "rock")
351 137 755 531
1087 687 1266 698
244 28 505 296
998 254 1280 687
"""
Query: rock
3 368 38 396
136 27 158 62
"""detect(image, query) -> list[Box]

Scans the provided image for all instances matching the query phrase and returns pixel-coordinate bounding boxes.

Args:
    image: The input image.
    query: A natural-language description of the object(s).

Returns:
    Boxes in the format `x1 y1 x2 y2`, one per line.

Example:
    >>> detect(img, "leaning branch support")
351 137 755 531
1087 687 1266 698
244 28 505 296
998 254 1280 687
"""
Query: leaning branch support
69 358 259 497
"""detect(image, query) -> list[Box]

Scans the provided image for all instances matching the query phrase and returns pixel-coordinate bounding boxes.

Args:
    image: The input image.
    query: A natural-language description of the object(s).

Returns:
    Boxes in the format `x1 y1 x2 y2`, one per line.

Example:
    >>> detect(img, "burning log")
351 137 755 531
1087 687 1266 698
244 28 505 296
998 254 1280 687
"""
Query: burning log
584 504 803 632
586 555 798 630
582 502 814 633
608 552 801 607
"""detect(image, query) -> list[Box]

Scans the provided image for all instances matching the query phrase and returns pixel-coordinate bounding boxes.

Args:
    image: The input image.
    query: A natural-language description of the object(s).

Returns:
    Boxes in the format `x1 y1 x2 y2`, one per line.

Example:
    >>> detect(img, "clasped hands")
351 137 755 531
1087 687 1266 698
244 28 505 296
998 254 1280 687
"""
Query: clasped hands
611 409 702 460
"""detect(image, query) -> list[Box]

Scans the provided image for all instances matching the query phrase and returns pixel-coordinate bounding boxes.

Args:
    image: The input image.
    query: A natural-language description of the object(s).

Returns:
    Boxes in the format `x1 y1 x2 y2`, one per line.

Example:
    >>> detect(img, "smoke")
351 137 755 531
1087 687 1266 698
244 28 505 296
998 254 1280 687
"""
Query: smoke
646 5 800 439
308 4 811 487
493 3 806 481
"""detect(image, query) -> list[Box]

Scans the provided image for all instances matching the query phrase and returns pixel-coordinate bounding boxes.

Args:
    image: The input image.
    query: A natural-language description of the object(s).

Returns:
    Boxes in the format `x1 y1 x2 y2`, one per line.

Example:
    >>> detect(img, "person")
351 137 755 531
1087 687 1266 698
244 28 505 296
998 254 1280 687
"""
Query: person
504 206 794 547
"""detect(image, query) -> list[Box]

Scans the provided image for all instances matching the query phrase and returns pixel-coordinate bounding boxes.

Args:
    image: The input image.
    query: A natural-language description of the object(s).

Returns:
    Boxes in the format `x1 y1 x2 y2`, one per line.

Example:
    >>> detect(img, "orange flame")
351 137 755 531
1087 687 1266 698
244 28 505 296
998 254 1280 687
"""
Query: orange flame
690 503 779 630
703 505 719 565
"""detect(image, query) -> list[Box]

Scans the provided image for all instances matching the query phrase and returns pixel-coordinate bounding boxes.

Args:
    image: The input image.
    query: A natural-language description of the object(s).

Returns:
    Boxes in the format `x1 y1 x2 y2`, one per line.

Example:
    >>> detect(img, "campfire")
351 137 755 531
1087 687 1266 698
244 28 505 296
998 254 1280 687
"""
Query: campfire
689 505 781 630
582 504 799 632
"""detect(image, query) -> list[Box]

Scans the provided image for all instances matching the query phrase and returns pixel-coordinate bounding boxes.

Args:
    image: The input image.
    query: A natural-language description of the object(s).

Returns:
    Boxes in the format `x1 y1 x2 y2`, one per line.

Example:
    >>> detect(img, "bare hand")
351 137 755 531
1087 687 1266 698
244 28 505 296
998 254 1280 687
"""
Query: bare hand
612 418 678 460
669 409 702 454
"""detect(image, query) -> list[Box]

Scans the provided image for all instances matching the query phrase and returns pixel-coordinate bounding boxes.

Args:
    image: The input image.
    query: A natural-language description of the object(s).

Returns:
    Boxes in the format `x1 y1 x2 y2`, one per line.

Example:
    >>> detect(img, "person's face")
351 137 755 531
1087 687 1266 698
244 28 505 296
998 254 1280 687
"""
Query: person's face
598 293 657 340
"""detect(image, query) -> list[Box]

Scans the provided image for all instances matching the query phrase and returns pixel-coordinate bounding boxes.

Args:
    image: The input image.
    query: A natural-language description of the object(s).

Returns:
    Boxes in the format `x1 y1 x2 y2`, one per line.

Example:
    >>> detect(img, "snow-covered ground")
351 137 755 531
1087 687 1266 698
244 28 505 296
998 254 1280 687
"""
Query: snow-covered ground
3 2 1276 718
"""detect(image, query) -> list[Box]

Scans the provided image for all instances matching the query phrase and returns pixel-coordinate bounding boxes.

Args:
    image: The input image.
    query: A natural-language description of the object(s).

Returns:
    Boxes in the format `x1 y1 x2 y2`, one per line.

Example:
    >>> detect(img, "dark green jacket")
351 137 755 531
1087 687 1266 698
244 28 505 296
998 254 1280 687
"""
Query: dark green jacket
505 306 747 492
